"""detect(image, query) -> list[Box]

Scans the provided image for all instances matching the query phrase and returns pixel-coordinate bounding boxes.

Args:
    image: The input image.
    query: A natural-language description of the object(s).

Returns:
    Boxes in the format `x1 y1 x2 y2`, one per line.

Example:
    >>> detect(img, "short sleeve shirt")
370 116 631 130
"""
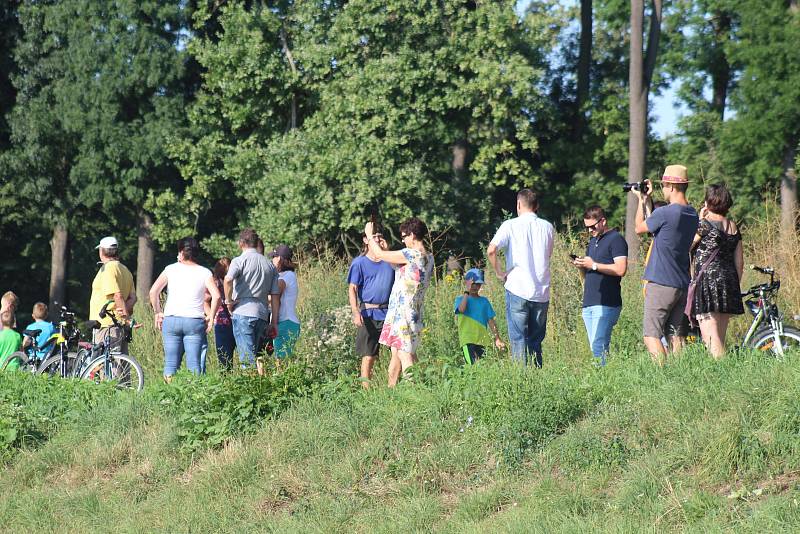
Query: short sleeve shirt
643 203 699 289
346 255 395 321
490 213 554 302
226 249 280 321
90 261 135 327
24 320 56 360
454 295 496 347
582 230 628 308
0 329 22 370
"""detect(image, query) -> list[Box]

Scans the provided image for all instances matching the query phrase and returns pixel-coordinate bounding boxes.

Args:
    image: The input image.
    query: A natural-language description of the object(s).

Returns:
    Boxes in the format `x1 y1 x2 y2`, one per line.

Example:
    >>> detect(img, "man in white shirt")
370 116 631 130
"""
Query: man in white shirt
487 189 554 367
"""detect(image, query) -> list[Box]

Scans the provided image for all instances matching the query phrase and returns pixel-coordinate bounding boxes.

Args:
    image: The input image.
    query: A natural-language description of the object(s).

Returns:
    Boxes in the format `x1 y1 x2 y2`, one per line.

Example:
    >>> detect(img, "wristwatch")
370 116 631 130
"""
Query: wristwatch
591 262 598 271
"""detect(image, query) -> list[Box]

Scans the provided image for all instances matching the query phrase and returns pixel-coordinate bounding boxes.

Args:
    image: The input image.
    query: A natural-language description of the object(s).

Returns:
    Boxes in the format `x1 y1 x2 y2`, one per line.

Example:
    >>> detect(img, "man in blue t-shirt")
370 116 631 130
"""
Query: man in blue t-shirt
634 164 699 363
572 206 628 366
347 227 396 388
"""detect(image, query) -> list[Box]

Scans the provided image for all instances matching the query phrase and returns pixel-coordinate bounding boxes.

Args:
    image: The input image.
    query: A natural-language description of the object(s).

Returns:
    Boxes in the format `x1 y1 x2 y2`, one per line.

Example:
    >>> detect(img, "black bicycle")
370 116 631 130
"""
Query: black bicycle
740 266 800 355
77 302 144 391
36 306 85 377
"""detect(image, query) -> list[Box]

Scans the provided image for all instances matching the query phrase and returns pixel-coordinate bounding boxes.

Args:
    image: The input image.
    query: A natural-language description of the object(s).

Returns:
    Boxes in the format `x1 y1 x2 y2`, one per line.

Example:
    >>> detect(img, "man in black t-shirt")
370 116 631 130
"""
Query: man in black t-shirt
572 206 628 366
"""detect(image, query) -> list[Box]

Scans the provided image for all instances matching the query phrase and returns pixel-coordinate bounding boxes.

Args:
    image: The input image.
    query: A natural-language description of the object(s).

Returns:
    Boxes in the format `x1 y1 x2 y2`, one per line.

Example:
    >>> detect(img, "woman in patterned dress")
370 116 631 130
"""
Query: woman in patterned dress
365 218 434 386
690 184 744 358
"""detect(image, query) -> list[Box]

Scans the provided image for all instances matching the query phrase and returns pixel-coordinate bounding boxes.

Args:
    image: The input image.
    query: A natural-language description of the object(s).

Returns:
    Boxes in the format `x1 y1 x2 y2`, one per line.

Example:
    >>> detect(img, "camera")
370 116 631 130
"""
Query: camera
623 180 650 194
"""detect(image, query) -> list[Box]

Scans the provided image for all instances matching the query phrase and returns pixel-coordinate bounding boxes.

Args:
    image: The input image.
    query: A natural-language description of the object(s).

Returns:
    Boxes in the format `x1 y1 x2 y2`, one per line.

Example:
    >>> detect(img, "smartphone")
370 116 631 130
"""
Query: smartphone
569 253 579 261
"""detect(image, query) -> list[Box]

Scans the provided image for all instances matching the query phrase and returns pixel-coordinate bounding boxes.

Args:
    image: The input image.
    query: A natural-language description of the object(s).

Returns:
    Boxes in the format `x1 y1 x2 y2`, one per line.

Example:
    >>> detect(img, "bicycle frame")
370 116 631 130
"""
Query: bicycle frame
741 267 786 356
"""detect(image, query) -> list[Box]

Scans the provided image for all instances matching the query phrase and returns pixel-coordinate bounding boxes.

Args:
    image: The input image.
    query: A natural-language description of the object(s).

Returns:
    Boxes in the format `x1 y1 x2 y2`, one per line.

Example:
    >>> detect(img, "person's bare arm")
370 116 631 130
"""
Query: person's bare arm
366 244 410 265
487 243 506 281
124 291 137 316
348 283 363 327
633 182 654 235
488 318 505 349
204 276 221 334
269 292 281 337
734 239 744 284
113 291 129 320
148 272 169 329
223 276 236 314
574 256 627 277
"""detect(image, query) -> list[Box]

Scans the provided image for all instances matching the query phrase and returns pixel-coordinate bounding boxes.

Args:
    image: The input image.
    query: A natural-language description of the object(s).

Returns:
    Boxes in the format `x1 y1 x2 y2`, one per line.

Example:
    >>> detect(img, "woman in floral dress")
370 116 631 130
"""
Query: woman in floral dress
365 217 434 386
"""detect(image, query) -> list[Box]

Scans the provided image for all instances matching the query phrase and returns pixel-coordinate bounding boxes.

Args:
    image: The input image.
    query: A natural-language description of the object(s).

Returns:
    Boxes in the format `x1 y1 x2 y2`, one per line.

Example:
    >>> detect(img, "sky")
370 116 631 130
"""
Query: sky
516 0 682 139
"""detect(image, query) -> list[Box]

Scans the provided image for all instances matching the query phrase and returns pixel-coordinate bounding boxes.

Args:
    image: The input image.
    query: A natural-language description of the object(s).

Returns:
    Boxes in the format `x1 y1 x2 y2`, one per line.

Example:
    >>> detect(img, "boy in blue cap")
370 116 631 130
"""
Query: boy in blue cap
454 268 505 364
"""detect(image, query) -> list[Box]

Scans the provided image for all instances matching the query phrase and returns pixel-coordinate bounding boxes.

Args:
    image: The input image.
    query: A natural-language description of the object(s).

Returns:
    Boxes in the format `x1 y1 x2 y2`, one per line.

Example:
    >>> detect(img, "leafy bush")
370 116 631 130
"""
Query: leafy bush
155 364 324 452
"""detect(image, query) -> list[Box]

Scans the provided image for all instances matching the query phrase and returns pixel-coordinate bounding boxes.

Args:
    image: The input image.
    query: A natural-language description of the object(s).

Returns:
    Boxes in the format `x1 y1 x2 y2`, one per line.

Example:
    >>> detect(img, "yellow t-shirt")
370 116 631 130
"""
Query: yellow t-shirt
90 261 135 327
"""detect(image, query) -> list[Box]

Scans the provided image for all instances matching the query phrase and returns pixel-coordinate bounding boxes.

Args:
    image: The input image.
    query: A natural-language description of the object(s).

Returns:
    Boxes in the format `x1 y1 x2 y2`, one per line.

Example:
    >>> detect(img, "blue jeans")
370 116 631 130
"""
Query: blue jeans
214 323 236 370
505 291 549 367
232 314 267 367
162 316 207 376
581 305 622 366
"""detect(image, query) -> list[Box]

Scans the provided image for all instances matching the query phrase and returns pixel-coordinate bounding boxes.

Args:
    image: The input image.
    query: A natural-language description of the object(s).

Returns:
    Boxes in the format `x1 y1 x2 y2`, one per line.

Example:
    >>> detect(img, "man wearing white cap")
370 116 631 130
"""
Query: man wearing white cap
89 236 136 353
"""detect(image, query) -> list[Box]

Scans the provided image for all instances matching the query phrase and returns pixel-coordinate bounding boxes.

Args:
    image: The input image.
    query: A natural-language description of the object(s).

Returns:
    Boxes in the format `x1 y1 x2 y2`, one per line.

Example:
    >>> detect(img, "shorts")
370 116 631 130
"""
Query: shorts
356 317 384 357
643 282 689 339
462 344 485 365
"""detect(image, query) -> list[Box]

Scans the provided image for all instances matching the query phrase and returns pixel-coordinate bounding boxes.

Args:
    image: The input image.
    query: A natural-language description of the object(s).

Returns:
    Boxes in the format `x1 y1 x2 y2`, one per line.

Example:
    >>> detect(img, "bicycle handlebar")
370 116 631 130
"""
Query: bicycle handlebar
750 265 774 275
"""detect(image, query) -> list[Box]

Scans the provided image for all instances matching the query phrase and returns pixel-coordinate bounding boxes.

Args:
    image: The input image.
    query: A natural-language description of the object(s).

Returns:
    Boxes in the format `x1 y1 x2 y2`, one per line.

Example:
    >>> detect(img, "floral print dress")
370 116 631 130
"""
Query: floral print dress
379 248 434 353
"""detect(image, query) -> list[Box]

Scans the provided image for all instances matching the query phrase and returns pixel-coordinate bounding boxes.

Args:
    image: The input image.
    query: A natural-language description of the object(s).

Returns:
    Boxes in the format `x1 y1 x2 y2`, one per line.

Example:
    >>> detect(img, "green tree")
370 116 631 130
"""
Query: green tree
6 0 190 308
720 0 799 236
167 0 549 257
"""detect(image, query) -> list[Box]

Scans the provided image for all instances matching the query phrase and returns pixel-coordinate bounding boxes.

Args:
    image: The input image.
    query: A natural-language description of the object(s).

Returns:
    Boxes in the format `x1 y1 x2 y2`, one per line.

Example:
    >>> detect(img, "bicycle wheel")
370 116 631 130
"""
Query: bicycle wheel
750 326 800 356
37 352 80 377
80 354 144 392
1 351 30 372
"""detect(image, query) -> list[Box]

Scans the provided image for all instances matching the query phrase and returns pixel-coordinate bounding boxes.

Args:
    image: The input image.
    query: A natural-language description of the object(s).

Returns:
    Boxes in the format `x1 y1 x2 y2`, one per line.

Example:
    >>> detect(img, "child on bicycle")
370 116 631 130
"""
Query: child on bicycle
0 310 22 371
454 268 505 365
22 302 55 361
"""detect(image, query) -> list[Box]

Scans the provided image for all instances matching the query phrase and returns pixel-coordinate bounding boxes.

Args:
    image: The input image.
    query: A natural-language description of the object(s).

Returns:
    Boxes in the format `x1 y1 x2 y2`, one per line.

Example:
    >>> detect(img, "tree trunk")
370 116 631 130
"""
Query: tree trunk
625 0 663 260
136 211 156 303
710 10 731 119
48 223 68 318
781 144 798 238
574 0 592 138
452 139 469 182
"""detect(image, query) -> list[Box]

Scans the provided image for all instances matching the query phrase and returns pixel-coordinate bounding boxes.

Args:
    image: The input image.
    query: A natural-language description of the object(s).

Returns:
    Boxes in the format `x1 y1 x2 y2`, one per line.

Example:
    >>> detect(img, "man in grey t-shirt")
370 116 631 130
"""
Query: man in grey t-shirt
223 228 281 367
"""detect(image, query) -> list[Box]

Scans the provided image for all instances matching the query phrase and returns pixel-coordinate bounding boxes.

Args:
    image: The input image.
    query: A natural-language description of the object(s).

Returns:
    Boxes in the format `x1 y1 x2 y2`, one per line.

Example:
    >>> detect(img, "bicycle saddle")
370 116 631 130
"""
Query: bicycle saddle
23 328 42 338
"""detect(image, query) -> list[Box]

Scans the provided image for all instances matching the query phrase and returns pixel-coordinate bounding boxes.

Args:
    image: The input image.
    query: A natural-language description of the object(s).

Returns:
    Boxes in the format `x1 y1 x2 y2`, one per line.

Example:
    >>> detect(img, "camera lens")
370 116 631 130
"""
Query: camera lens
622 184 633 192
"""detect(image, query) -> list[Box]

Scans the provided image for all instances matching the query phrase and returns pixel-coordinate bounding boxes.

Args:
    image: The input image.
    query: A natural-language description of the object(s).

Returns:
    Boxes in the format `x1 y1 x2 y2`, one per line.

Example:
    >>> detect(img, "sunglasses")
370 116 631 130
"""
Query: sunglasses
585 221 601 231
400 233 410 239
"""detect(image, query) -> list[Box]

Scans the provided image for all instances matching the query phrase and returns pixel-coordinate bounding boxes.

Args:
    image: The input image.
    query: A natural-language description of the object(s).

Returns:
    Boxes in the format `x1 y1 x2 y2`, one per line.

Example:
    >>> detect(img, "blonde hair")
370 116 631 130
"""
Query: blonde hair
32 302 48 320
1 291 19 309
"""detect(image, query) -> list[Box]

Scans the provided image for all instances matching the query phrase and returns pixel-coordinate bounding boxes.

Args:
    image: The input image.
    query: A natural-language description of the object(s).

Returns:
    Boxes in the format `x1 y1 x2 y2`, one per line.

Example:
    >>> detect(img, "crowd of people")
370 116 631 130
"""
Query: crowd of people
0 163 747 380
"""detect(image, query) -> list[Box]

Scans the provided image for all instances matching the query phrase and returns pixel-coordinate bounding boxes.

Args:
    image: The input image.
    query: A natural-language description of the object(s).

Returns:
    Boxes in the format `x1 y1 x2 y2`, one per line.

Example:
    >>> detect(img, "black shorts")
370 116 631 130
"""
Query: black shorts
462 344 485 365
356 317 385 357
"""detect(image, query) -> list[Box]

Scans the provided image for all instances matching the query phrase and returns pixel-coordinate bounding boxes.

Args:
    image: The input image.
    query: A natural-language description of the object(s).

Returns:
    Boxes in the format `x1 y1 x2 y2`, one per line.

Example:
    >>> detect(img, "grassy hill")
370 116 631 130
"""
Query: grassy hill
2 225 800 532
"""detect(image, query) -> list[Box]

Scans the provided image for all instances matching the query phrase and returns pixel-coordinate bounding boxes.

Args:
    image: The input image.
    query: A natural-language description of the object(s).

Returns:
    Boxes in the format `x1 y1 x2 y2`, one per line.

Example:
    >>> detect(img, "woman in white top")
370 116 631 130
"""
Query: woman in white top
268 245 300 359
149 237 220 379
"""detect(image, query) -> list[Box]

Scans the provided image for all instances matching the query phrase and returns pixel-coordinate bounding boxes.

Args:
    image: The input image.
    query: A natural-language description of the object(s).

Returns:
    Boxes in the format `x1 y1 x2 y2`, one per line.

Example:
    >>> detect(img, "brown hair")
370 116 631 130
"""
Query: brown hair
0 310 13 328
275 256 296 272
705 183 733 216
517 189 539 211
399 217 428 241
582 205 606 221
213 257 231 281
239 228 259 248
177 237 200 262
32 302 48 320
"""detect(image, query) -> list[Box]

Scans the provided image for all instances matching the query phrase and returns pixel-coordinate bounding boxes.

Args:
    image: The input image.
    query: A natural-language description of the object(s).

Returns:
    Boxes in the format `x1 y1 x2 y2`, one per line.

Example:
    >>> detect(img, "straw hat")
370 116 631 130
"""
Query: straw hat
661 164 689 183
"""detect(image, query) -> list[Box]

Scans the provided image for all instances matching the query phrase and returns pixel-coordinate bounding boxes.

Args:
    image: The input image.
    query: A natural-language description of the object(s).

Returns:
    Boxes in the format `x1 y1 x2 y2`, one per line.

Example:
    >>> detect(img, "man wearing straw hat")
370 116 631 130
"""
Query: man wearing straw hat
633 164 699 364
